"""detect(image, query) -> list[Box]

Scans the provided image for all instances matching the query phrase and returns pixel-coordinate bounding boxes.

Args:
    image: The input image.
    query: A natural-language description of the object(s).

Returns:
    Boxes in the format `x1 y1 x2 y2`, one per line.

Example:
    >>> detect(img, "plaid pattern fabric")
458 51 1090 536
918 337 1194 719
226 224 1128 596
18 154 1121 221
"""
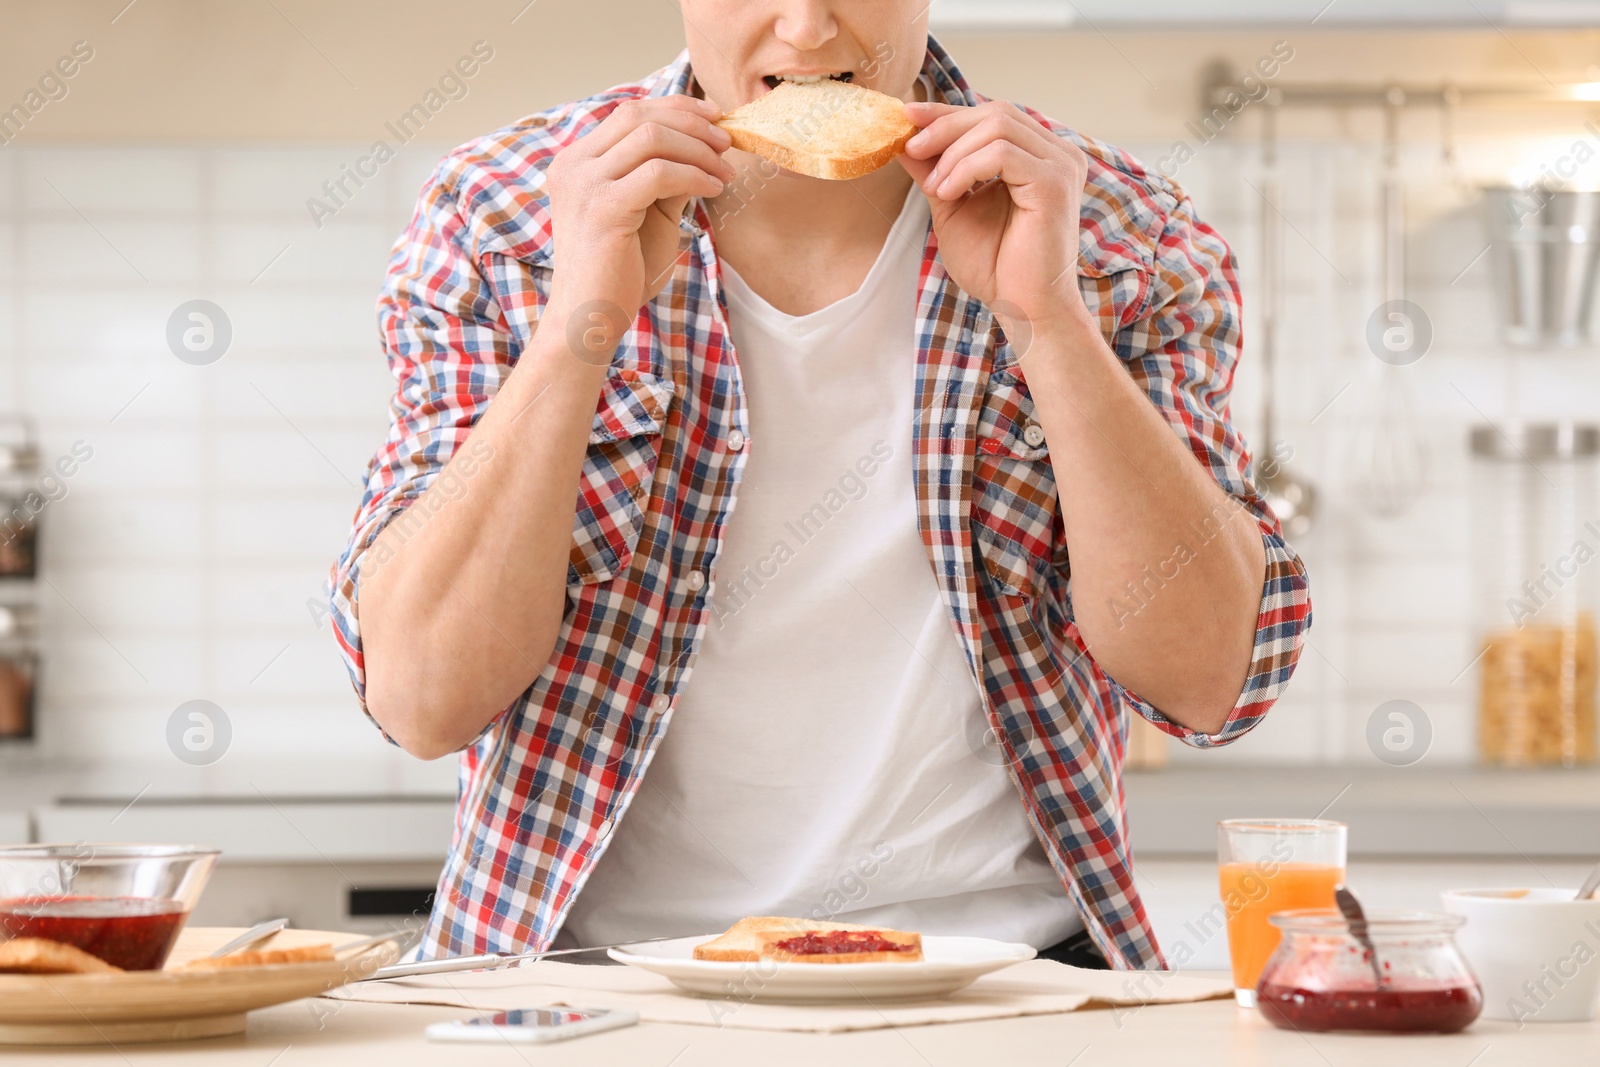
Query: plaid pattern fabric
330 36 1311 970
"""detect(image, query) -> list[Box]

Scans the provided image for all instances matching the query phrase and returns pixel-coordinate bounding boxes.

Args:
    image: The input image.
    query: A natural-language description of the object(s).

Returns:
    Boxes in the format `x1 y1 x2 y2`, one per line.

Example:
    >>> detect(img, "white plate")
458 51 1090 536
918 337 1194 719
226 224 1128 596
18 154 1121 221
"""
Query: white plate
608 934 1036 1003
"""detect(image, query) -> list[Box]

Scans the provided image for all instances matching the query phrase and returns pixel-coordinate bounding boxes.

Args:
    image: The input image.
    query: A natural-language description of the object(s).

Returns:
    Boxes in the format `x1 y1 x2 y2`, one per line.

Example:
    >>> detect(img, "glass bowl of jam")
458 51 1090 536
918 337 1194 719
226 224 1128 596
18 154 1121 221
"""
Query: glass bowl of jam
1256 909 1483 1034
0 844 219 971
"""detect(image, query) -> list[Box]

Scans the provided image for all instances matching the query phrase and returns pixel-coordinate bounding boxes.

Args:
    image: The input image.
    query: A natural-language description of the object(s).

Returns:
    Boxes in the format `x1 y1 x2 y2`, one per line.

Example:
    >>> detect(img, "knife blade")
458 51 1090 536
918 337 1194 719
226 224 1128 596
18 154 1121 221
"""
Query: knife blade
206 917 290 959
365 935 677 981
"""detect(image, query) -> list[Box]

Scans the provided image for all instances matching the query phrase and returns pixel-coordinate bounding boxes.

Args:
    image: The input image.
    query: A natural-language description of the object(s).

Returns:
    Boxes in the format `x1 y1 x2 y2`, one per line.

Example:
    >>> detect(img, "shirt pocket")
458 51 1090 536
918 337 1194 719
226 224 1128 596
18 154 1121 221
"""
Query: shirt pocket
568 368 674 588
971 371 1064 599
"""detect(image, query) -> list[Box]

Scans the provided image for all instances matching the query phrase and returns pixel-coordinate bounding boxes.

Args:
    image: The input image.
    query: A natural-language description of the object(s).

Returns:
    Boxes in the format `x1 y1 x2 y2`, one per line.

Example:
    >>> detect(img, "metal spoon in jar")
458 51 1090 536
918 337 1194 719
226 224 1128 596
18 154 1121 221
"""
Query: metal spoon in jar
1335 886 1386 990
1576 860 1600 901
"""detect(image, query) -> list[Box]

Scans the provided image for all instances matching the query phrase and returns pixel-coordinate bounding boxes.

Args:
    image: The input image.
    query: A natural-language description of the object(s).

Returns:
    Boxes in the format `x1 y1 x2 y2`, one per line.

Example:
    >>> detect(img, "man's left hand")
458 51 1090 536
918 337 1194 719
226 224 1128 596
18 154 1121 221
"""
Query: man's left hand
900 100 1089 345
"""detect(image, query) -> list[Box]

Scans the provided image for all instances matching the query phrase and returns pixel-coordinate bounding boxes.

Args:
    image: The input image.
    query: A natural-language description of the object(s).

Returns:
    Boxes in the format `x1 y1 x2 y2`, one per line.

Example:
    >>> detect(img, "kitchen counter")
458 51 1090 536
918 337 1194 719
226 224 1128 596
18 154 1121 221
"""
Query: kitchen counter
0 758 461 932
0 758 457 860
4 760 1596 860
16 988 1595 1065
4 760 1596 841
1126 764 1600 857
0 757 457 810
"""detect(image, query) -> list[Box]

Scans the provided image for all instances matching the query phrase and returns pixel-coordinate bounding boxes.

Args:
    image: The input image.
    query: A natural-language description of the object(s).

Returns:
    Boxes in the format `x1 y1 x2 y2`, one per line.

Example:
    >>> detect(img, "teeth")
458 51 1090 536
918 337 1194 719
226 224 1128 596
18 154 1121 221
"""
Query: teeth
769 72 851 86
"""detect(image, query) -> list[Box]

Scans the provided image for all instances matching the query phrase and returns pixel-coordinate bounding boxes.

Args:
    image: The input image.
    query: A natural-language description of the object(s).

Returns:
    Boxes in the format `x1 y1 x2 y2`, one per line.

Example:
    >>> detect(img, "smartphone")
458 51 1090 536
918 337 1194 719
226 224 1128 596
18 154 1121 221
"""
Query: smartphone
424 1006 640 1044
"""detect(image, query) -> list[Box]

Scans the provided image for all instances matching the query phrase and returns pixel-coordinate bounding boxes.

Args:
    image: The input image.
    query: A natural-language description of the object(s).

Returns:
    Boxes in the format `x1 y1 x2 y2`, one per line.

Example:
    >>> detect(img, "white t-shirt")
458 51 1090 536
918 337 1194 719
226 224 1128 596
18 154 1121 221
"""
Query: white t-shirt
558 183 1083 951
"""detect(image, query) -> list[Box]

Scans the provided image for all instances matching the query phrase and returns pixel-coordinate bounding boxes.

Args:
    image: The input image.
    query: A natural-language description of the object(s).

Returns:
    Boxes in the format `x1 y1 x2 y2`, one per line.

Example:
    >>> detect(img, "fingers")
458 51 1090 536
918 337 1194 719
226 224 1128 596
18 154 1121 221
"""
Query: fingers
903 101 1058 164
903 100 964 127
921 120 1046 201
581 95 727 158
601 122 735 186
927 140 1049 202
569 95 733 212
612 157 727 212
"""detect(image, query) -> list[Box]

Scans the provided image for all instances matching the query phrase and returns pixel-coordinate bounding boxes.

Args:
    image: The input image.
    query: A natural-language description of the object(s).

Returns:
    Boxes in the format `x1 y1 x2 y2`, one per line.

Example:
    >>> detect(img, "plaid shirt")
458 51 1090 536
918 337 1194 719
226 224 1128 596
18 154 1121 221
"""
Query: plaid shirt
330 37 1311 970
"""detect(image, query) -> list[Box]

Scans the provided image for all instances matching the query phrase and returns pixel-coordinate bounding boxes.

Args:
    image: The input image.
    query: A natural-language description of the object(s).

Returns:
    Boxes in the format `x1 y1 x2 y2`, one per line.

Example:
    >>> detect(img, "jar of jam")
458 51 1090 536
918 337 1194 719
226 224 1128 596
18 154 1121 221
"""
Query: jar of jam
1256 909 1482 1034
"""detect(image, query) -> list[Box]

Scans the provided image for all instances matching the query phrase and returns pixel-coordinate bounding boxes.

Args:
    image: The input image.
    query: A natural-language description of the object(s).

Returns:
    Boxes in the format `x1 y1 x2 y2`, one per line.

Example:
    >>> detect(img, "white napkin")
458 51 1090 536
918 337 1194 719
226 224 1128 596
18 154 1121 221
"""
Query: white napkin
325 959 1232 1033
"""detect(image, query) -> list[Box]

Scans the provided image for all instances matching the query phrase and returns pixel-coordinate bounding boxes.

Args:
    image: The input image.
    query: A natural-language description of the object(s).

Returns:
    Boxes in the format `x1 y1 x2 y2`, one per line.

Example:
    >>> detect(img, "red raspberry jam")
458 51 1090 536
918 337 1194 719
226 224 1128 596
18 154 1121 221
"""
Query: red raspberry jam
1258 981 1483 1034
0 896 188 971
773 930 915 955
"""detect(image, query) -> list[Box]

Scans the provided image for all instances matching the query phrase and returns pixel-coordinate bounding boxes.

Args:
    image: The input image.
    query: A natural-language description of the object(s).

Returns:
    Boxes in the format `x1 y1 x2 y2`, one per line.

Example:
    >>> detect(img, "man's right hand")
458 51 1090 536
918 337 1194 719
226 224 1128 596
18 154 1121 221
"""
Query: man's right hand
359 95 733 760
545 94 733 319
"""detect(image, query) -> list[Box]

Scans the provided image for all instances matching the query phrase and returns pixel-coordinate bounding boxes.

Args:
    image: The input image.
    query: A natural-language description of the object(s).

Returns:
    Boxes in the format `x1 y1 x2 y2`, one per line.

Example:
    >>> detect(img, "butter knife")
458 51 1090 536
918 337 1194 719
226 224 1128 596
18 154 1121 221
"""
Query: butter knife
206 917 289 959
1576 859 1600 901
366 936 677 981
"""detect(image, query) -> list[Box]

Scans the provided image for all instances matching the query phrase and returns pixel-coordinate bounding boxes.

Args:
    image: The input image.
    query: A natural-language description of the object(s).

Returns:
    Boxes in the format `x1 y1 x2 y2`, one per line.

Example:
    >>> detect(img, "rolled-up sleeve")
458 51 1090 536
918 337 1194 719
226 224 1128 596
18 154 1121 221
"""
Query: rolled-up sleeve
328 158 522 726
1108 187 1312 748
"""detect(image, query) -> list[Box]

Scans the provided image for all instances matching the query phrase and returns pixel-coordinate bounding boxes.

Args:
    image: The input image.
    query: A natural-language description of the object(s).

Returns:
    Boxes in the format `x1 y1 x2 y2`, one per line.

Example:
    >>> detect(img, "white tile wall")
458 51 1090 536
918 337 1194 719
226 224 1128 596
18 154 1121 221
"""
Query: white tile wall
1 135 1597 775
0 142 437 771
1124 135 1600 769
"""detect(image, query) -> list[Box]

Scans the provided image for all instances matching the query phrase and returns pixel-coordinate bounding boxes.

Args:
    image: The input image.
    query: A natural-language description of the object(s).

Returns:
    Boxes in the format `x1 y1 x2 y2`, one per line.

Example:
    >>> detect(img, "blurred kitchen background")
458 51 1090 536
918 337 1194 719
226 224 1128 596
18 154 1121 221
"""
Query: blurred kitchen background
1 0 1598 965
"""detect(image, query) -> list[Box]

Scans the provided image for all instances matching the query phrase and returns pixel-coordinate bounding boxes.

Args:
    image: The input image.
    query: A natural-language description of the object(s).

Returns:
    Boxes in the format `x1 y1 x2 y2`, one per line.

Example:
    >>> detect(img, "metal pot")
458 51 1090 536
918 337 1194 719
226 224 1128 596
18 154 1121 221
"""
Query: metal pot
1483 187 1600 348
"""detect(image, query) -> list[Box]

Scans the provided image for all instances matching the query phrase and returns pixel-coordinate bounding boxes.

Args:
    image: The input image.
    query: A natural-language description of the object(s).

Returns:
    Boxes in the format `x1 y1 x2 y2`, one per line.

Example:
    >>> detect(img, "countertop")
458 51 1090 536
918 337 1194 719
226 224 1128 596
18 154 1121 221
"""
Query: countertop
1125 764 1600 857
0 758 458 810
2 760 1597 860
0 757 459 860
15 989 1595 1065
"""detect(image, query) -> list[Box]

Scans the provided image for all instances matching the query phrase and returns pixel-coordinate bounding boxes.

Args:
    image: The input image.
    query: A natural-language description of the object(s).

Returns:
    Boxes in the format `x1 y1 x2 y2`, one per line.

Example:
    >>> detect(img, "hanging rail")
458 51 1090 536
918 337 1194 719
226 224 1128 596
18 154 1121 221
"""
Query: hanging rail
1203 64 1600 112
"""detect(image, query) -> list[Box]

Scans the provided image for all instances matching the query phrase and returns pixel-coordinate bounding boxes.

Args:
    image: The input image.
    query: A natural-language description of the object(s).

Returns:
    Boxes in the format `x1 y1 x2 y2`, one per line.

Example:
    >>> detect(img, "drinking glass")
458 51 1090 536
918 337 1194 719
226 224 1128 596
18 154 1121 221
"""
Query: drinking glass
1217 818 1347 1007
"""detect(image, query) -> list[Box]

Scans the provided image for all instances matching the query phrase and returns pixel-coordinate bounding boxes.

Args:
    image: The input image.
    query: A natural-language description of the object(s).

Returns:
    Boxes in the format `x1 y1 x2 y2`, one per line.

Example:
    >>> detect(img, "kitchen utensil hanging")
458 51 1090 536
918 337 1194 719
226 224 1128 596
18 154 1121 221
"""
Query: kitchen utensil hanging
1352 93 1428 518
0 416 40 580
1483 185 1600 349
1255 101 1317 539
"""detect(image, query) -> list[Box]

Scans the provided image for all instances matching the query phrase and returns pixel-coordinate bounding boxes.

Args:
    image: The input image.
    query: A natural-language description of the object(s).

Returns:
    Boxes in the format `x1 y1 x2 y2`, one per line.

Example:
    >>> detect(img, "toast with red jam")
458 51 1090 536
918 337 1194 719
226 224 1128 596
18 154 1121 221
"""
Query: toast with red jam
693 916 924 964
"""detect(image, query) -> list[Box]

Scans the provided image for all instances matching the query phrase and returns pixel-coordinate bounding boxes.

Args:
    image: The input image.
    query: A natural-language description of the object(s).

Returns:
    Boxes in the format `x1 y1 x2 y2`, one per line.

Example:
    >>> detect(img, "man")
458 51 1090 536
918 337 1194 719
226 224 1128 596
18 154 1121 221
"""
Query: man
330 1 1310 970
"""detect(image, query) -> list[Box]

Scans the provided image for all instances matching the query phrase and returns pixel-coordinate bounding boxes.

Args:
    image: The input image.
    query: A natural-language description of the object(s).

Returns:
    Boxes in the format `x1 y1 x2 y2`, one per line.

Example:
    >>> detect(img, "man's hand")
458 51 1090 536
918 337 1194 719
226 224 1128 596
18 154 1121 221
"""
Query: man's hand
900 100 1089 343
546 95 735 315
905 99 1267 736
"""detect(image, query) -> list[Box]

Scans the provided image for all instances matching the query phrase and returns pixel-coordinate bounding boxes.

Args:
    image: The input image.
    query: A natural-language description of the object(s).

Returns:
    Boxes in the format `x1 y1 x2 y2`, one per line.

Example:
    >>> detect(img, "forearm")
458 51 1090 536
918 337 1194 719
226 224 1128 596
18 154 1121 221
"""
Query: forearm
359 291 609 759
1019 306 1266 734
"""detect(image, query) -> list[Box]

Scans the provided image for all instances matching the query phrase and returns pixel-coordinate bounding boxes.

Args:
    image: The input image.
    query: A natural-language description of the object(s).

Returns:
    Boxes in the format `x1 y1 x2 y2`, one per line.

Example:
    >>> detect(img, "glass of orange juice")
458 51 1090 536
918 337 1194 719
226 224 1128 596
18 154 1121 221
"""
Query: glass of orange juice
1218 818 1346 1007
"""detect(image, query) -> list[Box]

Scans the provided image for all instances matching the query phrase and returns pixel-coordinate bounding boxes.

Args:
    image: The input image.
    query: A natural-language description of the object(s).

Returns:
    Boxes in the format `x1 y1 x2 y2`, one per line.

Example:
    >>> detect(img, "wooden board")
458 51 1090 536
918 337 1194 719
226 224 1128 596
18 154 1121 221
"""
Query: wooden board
0 926 401 1046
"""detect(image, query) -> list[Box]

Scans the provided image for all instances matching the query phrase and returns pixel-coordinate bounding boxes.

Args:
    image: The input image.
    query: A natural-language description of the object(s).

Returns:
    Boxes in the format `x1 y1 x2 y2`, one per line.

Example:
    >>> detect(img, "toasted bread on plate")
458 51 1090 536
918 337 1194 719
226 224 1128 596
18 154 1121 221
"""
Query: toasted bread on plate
0 938 124 975
179 943 335 969
693 916 923 964
716 79 915 181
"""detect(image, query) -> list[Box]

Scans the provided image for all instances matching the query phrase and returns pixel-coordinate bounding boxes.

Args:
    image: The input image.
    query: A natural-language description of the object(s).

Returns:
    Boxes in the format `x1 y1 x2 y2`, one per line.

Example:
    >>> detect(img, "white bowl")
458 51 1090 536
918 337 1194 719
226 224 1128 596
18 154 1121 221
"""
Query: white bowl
1442 887 1600 1023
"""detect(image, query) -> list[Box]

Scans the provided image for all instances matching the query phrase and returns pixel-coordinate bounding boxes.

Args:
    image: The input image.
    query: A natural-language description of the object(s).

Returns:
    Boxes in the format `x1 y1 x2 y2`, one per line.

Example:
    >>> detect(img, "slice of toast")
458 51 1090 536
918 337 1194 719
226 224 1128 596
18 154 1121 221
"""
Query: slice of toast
692 916 923 964
179 943 335 969
716 80 915 181
0 937 125 975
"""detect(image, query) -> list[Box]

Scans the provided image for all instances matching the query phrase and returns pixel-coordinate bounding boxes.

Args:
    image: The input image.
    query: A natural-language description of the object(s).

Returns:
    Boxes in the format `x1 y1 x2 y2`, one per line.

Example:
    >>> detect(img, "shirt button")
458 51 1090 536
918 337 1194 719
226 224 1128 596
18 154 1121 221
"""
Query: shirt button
651 694 670 713
728 430 746 452
1022 422 1046 448
685 570 706 591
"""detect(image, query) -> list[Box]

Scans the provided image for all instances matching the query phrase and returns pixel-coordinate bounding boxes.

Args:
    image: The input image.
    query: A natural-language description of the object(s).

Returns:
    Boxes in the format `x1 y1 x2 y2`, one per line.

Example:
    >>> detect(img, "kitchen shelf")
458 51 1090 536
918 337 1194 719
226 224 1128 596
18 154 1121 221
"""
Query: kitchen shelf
931 0 1600 28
